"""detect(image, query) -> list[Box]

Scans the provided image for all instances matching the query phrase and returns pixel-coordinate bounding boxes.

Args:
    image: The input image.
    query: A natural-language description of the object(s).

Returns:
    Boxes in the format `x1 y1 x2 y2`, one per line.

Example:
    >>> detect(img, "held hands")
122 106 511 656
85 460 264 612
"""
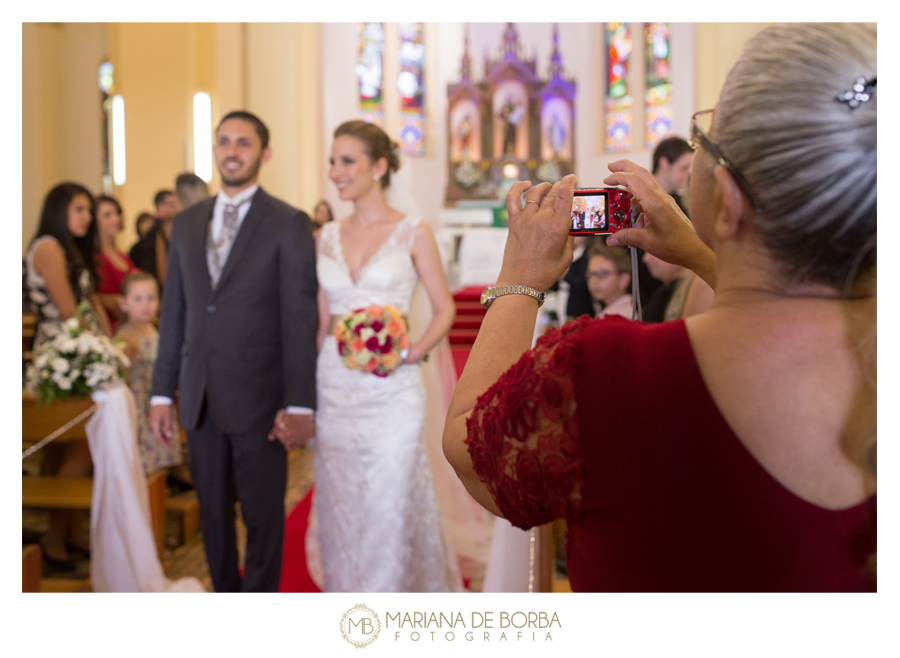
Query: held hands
603 160 714 275
268 409 315 451
149 403 176 448
498 175 577 292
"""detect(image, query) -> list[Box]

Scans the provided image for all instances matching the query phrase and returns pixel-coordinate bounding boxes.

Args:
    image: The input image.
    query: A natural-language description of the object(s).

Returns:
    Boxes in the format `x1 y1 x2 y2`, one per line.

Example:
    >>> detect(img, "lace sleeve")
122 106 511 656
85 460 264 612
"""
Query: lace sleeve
464 315 588 529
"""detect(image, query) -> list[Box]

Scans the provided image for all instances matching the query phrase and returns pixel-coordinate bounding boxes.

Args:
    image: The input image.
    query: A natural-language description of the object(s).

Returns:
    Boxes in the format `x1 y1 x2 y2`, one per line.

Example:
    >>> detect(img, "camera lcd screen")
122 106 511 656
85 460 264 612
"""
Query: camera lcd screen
571 193 609 232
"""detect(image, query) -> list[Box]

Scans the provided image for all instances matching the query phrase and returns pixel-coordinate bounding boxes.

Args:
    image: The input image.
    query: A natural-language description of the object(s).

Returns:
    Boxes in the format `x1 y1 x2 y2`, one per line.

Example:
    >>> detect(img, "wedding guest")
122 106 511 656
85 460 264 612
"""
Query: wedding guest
129 189 180 289
24 182 112 569
652 136 694 216
175 172 210 210
312 200 334 230
445 23 876 592
116 272 183 476
95 194 137 332
135 212 155 240
586 243 632 318
562 236 598 321
641 252 714 323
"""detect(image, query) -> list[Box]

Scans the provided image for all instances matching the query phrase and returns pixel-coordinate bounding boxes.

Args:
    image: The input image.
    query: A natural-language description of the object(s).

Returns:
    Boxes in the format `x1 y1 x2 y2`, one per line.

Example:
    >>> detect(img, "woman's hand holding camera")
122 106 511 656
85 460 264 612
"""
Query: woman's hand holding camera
499 174 577 292
604 160 717 289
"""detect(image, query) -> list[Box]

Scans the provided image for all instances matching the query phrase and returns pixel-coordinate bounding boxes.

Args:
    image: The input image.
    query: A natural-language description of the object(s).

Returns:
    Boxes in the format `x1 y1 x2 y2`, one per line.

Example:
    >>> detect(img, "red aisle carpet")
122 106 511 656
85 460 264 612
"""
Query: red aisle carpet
276 286 487 592
278 487 320 592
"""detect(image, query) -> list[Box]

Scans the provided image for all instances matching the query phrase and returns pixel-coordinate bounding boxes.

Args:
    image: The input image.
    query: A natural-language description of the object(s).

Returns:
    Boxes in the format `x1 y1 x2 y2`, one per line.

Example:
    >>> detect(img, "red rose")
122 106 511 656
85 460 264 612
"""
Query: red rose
495 476 521 518
353 324 363 336
479 407 504 453
542 454 570 499
548 341 579 376
515 450 544 495
371 319 384 333
504 401 538 441
365 336 380 351
539 375 565 419
379 335 393 354
467 436 498 479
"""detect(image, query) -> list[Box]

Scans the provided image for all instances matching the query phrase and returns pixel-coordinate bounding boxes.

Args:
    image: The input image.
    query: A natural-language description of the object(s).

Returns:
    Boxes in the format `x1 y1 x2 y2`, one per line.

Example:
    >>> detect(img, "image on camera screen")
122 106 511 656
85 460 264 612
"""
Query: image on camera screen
571 194 608 232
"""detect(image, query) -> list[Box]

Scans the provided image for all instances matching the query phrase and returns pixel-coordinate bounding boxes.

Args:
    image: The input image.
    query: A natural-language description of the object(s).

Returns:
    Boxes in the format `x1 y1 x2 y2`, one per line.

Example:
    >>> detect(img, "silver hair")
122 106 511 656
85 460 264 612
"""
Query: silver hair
714 23 876 291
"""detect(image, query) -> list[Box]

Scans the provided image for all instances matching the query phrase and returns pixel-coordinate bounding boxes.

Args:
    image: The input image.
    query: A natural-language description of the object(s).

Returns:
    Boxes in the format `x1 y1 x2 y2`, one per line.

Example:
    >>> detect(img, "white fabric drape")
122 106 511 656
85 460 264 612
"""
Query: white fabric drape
86 383 204 592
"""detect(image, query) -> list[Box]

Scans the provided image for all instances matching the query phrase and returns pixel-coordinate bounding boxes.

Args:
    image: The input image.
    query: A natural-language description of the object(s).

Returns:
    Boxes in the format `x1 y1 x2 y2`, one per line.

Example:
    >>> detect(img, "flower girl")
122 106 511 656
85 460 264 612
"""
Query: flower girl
115 272 183 475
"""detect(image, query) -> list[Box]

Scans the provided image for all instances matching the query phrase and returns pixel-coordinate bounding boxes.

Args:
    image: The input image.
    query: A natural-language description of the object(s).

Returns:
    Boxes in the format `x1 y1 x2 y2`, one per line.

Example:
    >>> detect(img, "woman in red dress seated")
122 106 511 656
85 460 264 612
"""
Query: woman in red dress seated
443 23 876 592
95 194 137 331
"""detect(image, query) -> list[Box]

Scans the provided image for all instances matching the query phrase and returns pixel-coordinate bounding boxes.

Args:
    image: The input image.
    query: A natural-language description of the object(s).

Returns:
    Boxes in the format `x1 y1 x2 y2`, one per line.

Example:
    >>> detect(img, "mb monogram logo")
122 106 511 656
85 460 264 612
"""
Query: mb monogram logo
340 604 382 648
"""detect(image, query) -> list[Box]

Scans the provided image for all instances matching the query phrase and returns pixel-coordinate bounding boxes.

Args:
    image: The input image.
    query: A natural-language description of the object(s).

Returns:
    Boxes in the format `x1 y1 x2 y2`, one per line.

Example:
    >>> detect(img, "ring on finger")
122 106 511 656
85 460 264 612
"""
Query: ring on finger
526 200 539 205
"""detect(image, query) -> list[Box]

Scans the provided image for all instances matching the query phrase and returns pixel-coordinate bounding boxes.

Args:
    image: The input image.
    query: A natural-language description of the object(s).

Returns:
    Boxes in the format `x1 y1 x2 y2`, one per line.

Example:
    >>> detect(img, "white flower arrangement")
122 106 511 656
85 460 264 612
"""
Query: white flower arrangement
26 303 130 405
454 159 482 190
536 160 563 184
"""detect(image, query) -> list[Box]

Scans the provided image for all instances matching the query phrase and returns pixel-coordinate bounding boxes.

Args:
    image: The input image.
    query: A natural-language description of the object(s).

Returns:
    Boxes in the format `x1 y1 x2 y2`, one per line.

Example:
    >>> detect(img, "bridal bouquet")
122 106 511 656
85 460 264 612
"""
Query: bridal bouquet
334 304 410 377
26 302 130 405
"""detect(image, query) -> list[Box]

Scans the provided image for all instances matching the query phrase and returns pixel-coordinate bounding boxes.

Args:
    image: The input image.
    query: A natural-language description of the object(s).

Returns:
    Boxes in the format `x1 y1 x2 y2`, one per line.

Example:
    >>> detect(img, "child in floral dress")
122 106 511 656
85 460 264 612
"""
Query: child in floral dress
115 272 183 475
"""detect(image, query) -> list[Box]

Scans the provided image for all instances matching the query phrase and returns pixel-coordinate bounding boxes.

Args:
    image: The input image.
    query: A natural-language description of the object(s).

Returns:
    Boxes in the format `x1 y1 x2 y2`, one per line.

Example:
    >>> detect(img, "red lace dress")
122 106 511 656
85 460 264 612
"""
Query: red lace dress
466 316 876 592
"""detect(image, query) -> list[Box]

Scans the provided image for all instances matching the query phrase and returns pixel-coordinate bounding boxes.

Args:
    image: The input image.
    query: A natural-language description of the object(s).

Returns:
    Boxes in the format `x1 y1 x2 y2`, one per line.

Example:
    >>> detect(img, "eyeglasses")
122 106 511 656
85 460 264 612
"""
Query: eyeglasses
689 109 764 215
587 269 617 281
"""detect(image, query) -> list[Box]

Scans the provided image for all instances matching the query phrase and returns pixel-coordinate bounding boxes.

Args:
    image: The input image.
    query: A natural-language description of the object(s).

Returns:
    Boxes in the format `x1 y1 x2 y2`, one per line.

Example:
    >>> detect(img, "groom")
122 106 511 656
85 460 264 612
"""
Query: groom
150 110 317 592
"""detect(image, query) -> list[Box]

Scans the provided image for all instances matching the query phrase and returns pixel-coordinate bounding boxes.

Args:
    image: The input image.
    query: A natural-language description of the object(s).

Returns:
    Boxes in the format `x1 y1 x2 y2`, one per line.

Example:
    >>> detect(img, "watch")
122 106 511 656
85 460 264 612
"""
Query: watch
480 285 545 309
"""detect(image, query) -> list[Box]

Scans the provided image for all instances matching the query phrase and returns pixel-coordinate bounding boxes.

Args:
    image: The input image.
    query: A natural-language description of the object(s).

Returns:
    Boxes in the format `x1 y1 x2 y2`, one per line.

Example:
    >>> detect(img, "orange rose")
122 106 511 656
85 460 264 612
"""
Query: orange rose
364 357 379 372
387 318 406 338
333 324 344 340
366 304 383 318
346 356 358 369
350 337 365 353
399 334 410 349
381 351 400 370
384 304 401 319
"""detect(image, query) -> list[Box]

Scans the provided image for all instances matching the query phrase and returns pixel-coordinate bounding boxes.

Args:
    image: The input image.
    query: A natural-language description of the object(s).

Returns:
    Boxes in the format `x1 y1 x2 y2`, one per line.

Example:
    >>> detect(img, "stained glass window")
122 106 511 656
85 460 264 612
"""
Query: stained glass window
357 22 385 126
398 22 425 156
645 22 673 150
605 22 633 152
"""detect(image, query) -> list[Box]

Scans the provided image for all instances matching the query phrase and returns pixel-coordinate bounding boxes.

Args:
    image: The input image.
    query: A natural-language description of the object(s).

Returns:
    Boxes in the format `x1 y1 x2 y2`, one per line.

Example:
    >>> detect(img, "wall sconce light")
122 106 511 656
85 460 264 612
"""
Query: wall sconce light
111 94 126 186
193 92 213 183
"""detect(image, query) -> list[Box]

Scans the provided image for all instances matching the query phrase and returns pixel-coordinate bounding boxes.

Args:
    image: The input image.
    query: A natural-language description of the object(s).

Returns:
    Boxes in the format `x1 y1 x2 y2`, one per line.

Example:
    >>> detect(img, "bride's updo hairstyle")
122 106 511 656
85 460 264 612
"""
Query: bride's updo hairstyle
712 23 876 291
334 120 401 190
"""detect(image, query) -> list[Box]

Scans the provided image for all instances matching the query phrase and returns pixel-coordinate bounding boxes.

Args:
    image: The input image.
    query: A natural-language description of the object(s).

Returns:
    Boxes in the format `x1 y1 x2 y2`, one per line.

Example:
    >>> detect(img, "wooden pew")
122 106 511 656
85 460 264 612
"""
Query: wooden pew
22 545 41 593
22 395 167 561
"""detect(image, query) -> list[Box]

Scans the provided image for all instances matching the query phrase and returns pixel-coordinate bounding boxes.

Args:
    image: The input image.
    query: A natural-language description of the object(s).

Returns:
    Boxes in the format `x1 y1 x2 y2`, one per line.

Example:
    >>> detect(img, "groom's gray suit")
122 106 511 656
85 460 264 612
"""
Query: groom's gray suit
152 187 317 591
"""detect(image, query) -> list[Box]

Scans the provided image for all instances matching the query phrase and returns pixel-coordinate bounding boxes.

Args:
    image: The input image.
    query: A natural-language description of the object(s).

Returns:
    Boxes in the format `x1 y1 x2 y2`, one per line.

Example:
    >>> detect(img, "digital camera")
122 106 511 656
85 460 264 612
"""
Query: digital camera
569 187 632 235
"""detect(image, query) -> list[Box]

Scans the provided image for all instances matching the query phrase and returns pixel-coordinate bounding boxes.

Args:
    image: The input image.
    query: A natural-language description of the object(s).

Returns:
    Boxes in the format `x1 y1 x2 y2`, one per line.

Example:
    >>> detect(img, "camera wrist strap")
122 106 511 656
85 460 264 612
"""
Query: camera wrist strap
630 246 643 321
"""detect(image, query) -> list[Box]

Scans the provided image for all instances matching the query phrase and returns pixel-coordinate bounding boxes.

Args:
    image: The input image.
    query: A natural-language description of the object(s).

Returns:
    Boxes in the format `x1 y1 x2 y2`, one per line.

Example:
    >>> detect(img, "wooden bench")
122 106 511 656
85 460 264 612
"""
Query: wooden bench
166 492 200 544
22 393 95 443
22 396 167 560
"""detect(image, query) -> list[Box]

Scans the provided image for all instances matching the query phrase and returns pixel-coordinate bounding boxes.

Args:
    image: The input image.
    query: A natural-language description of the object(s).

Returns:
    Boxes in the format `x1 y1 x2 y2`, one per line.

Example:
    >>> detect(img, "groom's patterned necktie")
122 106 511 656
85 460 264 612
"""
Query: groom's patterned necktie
208 197 251 290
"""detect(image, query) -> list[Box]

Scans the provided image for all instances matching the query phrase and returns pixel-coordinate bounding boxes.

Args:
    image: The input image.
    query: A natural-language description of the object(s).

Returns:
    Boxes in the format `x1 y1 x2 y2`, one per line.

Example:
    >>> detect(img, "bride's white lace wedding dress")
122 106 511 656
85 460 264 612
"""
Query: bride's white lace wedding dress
312 216 462 592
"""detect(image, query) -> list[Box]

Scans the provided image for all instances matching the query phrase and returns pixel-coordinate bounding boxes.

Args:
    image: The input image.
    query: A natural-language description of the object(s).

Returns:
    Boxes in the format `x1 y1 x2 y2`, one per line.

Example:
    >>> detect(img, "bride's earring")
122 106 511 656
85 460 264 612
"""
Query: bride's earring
373 174 381 182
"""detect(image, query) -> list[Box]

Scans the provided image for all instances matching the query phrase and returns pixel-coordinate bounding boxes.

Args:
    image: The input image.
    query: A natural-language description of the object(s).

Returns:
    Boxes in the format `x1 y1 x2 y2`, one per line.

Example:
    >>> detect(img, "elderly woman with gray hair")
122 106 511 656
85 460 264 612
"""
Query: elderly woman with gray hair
443 23 876 592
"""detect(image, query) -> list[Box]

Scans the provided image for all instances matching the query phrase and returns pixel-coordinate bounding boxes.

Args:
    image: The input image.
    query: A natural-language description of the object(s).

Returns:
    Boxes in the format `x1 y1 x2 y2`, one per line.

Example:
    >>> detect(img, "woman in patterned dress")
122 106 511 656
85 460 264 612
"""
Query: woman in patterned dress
25 182 111 569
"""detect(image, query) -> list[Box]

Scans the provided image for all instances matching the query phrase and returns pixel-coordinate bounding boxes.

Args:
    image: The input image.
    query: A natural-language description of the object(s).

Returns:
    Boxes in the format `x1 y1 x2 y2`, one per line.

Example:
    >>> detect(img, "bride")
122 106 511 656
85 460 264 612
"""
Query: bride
311 119 462 592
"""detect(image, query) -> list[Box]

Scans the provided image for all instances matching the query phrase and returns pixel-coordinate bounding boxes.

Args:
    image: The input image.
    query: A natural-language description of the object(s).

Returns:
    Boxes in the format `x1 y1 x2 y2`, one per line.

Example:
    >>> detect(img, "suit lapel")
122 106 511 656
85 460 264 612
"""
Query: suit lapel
211 188 268 297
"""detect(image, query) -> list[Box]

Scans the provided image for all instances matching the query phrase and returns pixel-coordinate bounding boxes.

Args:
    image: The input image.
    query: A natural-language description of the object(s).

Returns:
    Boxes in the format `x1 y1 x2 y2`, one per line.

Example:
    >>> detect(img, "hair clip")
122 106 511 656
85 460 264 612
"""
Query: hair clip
836 76 876 109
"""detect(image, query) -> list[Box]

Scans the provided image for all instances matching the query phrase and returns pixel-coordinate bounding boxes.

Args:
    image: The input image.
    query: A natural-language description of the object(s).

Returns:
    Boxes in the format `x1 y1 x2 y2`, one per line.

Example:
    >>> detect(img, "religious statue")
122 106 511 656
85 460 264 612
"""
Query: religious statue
548 113 565 159
457 116 472 160
499 97 524 156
